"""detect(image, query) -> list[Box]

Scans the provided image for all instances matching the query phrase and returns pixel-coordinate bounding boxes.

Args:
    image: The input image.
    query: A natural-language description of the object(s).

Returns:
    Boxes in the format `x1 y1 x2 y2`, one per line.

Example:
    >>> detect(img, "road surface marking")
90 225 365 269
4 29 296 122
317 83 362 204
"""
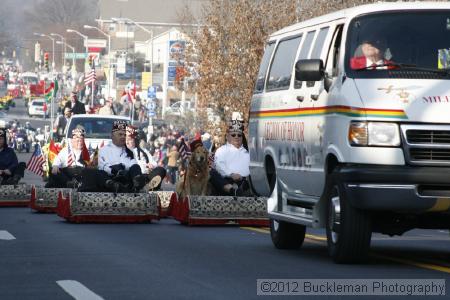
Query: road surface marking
240 227 450 273
241 227 269 234
56 280 104 300
372 254 450 274
0 230 15 240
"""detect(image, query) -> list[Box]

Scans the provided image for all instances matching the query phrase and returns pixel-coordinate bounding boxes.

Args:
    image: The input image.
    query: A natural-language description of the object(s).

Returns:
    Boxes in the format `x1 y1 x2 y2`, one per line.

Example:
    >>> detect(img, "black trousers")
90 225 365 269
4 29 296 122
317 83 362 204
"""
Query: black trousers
78 164 142 192
45 167 84 188
0 162 26 185
209 168 248 196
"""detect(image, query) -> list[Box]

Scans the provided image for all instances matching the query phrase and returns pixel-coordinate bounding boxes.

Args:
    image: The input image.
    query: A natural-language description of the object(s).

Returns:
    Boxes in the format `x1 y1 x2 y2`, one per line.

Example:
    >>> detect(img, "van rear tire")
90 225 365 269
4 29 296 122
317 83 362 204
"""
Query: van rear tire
326 180 372 264
270 219 306 249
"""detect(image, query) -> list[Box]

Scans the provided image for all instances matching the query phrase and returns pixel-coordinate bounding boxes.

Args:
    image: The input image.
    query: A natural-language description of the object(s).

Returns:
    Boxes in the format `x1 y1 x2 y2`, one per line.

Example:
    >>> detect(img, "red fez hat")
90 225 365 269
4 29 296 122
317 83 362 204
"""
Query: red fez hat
190 139 203 151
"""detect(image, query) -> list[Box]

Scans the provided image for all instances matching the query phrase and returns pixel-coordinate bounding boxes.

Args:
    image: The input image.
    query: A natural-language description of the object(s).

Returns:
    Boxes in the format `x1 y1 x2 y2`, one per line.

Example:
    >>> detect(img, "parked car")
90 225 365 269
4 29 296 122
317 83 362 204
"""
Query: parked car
28 99 48 118
165 101 194 116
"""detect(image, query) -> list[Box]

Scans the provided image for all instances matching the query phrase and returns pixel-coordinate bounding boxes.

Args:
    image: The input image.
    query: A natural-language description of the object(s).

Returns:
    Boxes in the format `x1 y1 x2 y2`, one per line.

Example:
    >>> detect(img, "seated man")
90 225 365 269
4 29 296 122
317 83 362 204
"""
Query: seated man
350 35 395 70
78 120 147 193
0 128 26 185
125 125 166 190
209 119 251 196
45 127 86 188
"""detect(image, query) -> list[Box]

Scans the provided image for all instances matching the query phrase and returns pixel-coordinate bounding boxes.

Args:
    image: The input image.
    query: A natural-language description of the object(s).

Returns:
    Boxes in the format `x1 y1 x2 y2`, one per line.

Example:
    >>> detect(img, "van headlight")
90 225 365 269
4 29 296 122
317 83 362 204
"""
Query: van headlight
349 122 400 147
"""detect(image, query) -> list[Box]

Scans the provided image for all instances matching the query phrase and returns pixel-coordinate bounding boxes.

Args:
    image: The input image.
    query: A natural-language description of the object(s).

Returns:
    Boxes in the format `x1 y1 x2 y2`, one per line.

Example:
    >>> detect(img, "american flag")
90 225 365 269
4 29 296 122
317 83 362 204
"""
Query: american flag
84 68 96 86
27 144 45 176
208 152 215 168
178 138 191 160
67 144 73 167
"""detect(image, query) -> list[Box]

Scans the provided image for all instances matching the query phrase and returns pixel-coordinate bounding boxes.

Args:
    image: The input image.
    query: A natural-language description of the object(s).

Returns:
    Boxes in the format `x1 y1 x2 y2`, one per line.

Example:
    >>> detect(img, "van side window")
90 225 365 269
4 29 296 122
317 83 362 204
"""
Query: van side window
254 42 276 93
307 27 330 87
326 25 344 77
311 27 330 59
294 30 316 89
266 36 302 91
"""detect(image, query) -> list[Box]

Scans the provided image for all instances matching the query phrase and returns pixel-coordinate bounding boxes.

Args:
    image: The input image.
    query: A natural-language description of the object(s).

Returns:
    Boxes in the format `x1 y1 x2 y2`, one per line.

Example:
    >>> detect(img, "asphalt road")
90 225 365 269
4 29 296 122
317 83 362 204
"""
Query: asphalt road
1 98 450 300
0 210 449 300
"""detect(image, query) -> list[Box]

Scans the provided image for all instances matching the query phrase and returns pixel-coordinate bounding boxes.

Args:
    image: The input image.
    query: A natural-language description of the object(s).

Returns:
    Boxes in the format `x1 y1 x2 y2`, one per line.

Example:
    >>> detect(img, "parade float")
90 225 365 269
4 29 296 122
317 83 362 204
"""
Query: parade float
169 194 269 226
0 184 32 207
56 190 160 223
29 186 71 213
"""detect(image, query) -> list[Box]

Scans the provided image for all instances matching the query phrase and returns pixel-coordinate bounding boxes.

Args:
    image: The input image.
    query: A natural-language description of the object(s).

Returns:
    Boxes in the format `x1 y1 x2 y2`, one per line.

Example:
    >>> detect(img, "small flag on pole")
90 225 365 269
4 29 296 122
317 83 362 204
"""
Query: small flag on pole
67 144 74 167
84 69 96 86
48 139 60 165
27 144 45 176
178 138 191 160
208 153 215 168
44 82 55 103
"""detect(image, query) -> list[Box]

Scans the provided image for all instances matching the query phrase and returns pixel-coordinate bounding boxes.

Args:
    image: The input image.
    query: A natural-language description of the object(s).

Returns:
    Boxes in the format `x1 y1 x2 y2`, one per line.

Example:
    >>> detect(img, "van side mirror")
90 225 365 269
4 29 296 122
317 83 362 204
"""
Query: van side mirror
295 59 325 82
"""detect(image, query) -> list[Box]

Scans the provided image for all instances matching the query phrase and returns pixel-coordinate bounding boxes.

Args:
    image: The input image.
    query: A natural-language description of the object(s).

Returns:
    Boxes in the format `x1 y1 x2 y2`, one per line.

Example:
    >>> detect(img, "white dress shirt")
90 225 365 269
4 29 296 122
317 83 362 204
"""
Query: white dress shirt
214 143 250 177
130 147 157 174
98 143 137 175
366 58 388 69
53 146 84 168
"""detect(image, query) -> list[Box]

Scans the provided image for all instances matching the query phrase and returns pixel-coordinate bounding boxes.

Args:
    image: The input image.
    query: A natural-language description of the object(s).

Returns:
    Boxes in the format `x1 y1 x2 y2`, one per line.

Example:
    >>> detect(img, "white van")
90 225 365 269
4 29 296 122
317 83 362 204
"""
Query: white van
65 114 130 152
249 2 450 263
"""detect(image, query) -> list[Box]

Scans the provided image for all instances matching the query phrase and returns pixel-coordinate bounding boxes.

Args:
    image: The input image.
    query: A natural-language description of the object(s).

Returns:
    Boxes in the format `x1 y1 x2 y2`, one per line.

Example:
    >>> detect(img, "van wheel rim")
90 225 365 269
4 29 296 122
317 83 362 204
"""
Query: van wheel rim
273 220 279 231
329 193 341 244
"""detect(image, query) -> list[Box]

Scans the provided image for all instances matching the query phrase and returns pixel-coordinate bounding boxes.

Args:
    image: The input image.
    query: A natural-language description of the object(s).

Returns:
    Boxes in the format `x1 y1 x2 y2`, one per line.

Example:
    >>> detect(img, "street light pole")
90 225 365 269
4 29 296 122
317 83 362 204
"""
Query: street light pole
57 41 75 74
34 32 56 139
111 18 154 122
50 33 65 73
34 32 55 72
112 18 153 74
66 29 89 71
84 25 113 98
67 29 94 108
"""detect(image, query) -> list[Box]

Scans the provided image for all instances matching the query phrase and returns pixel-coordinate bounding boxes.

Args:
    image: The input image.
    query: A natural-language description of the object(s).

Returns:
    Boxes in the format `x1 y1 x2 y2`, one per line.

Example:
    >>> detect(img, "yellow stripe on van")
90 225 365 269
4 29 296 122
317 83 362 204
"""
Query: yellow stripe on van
250 105 408 119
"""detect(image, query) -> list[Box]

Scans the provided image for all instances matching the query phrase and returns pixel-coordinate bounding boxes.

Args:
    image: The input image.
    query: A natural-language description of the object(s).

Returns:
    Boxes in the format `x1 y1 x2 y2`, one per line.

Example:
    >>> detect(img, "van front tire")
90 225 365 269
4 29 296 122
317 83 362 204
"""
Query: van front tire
325 180 372 264
270 219 306 249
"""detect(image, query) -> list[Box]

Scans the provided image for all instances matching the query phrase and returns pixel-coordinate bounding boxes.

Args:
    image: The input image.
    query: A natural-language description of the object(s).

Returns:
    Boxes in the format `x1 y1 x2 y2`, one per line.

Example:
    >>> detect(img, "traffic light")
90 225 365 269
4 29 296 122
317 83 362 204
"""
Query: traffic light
88 55 93 68
44 52 49 70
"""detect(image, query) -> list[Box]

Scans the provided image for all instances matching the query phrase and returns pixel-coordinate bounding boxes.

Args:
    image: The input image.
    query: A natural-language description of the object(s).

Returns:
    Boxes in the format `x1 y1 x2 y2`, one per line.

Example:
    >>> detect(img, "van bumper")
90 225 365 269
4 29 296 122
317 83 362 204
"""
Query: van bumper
337 165 450 213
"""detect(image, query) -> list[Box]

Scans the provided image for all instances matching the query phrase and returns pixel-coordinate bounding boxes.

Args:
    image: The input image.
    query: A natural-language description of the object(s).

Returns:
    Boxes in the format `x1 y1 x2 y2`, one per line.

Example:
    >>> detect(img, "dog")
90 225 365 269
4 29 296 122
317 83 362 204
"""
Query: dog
176 145 210 199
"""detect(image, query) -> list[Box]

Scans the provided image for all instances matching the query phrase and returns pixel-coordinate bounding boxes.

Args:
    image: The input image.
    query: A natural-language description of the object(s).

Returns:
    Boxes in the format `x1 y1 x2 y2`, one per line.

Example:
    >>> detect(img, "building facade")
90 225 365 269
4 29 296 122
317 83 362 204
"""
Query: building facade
97 0 203 115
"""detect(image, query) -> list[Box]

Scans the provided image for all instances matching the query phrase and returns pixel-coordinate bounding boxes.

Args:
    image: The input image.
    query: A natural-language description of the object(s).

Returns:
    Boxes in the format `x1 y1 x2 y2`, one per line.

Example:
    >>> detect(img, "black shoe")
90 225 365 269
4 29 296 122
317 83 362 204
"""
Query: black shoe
105 179 120 193
147 175 162 191
132 175 147 192
66 179 79 189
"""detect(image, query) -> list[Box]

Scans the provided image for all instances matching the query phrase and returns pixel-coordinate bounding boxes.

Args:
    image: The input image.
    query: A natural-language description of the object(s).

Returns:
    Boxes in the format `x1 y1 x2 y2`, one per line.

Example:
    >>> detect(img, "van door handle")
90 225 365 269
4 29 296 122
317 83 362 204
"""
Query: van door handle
311 94 319 101
296 96 304 102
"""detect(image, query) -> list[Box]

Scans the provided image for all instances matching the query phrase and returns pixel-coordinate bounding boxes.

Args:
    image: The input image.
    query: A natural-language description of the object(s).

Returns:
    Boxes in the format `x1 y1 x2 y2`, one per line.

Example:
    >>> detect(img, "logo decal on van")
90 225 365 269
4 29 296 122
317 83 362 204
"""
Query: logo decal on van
250 106 407 119
377 85 410 103
265 121 304 141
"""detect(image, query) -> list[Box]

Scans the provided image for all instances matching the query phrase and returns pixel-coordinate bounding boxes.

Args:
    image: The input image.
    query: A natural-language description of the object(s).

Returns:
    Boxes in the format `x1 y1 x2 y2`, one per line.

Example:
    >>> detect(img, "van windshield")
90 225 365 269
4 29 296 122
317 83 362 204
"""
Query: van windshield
67 117 130 139
346 11 450 79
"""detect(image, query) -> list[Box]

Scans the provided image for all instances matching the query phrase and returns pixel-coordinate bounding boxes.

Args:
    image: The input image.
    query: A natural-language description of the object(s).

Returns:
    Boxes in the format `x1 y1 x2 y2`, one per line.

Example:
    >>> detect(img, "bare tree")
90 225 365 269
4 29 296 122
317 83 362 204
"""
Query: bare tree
0 1 19 53
184 0 298 132
19 0 100 70
24 0 99 30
